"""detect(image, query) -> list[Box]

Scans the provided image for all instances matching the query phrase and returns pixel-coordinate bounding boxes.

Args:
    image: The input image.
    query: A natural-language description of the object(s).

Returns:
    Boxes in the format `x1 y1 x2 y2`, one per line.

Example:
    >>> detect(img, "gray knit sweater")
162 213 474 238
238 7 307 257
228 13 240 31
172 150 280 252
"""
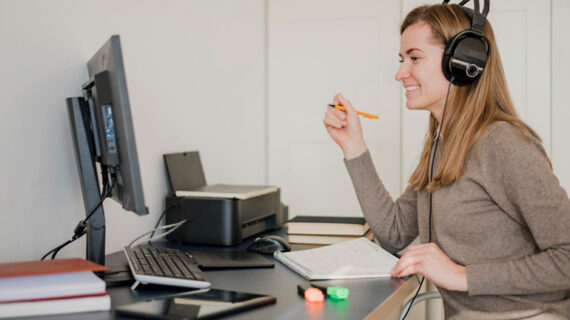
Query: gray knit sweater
344 121 570 319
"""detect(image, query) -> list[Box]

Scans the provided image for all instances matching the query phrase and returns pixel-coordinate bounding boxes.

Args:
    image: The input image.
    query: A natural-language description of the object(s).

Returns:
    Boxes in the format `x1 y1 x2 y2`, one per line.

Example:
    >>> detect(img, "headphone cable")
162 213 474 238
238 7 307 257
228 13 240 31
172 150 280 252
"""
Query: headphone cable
401 78 453 319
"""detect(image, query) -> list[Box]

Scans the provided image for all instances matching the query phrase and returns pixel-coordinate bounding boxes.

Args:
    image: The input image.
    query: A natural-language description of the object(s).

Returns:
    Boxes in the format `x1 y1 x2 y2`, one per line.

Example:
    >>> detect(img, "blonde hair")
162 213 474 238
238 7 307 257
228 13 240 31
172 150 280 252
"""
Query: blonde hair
403 4 541 192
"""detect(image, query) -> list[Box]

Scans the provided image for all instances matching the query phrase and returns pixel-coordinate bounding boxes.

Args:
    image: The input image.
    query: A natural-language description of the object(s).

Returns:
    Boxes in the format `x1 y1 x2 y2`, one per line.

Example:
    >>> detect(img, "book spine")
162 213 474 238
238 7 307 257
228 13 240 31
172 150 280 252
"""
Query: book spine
0 295 110 318
0 292 108 304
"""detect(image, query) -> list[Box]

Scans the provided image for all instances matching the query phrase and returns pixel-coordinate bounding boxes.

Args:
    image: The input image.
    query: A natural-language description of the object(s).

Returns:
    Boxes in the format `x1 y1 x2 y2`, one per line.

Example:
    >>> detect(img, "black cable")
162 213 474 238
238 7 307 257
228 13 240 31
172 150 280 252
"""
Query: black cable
46 240 74 260
100 166 109 196
148 201 182 241
40 174 117 260
401 79 453 320
83 184 112 227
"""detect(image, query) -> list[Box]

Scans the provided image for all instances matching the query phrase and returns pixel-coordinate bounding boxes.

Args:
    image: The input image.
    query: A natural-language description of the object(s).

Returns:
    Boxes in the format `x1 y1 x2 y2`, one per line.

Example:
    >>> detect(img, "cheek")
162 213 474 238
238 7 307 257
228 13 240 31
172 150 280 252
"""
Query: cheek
436 77 451 96
427 68 449 95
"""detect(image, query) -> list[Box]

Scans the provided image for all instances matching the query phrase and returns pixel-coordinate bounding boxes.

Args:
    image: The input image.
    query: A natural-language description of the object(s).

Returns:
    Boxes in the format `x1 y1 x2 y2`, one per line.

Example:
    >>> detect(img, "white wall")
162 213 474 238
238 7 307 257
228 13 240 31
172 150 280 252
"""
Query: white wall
552 0 570 193
0 0 266 263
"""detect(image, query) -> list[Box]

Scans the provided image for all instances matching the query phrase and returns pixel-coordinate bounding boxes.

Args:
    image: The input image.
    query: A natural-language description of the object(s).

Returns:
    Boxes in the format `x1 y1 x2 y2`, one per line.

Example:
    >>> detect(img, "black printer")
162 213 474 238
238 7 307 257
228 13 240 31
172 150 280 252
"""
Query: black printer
162 151 286 246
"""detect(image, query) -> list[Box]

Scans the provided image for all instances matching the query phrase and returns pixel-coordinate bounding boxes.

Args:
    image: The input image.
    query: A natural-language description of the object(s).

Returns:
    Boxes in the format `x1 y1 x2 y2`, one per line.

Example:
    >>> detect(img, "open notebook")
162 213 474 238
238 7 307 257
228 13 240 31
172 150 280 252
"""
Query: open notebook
274 237 399 280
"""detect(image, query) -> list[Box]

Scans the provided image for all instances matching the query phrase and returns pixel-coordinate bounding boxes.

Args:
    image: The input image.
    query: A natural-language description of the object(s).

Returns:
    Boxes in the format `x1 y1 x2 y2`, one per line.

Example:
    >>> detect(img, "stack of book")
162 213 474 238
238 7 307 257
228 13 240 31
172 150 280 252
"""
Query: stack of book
0 258 110 318
286 215 373 245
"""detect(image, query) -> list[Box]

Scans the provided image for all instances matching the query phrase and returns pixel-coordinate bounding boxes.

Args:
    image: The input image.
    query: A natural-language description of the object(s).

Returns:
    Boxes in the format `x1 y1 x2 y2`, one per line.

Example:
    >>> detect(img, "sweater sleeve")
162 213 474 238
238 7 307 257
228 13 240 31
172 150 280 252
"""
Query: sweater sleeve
344 150 419 253
466 123 570 296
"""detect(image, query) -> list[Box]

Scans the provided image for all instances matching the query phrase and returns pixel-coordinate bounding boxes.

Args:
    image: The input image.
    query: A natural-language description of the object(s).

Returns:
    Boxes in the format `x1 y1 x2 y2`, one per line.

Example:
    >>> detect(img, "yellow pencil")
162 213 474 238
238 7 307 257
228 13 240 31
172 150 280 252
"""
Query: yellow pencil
328 104 378 119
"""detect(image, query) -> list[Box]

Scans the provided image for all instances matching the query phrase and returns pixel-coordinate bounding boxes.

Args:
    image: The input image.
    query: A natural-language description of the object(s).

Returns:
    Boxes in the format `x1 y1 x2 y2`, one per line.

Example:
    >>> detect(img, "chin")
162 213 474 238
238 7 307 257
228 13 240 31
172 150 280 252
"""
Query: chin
405 99 434 112
405 101 423 111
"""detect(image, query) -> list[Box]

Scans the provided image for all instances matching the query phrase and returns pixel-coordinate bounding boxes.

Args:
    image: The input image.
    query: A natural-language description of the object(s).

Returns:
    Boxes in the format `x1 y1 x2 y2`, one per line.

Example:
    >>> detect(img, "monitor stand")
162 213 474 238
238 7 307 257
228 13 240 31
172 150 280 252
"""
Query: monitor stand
68 96 133 287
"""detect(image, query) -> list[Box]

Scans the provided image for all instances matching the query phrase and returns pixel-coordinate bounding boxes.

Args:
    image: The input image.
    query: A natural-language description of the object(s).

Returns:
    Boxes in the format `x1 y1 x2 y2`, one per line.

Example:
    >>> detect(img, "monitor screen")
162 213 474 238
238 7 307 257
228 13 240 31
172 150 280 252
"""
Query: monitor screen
84 35 147 216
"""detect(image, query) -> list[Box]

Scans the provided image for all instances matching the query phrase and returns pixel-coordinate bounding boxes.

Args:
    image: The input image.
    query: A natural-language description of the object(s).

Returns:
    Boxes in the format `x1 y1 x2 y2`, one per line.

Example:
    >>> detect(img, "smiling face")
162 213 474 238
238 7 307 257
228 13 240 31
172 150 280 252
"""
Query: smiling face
396 22 450 121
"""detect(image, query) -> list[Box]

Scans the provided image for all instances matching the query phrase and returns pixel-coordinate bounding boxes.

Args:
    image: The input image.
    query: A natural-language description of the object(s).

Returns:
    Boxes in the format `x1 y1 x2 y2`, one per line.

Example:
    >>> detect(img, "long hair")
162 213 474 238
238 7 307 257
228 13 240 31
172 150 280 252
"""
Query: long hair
404 4 541 192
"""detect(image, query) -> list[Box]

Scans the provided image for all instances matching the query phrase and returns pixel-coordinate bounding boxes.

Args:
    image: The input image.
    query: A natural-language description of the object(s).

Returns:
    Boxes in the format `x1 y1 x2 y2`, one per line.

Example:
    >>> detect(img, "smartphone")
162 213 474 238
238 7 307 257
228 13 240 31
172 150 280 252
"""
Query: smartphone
115 288 276 320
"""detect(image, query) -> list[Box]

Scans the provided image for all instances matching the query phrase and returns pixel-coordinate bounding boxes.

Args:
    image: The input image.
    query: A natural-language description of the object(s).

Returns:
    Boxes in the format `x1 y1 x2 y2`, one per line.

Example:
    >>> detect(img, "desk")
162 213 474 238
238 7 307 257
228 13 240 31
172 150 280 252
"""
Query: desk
28 233 419 320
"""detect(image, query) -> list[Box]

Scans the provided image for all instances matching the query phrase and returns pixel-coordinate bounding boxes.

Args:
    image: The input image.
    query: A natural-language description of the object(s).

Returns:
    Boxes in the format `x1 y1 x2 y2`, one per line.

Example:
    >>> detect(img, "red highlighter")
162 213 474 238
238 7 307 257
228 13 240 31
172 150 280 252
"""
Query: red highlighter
297 284 324 302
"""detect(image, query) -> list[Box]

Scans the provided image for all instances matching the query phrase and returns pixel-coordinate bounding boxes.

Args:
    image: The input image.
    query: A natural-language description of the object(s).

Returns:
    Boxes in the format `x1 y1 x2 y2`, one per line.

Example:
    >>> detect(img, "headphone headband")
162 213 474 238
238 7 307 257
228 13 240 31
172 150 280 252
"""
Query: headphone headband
442 0 489 32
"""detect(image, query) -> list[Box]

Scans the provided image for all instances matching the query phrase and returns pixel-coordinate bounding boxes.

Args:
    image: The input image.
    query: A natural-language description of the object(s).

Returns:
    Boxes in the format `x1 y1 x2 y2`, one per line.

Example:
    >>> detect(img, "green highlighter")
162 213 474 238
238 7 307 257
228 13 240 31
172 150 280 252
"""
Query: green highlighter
311 284 350 300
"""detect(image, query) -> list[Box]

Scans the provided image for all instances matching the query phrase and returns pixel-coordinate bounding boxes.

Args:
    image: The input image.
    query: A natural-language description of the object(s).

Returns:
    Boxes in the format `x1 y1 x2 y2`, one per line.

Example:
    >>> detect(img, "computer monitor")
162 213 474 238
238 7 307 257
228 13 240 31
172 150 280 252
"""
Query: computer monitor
66 35 148 269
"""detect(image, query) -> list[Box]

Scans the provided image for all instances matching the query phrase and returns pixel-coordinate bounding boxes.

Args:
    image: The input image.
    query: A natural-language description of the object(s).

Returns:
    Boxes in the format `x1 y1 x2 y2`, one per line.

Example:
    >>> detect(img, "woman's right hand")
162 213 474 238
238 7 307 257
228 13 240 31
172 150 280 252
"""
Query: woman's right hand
323 93 368 160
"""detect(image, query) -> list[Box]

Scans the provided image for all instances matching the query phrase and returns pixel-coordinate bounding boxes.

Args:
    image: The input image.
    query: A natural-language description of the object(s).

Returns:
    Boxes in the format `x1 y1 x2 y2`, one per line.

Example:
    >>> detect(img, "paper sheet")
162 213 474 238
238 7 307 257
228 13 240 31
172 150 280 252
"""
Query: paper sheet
274 237 399 280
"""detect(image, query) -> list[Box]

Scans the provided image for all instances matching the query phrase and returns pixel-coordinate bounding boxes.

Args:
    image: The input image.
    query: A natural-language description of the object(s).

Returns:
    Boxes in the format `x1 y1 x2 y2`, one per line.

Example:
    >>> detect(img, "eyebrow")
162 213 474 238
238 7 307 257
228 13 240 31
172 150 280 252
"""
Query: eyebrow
398 48 423 57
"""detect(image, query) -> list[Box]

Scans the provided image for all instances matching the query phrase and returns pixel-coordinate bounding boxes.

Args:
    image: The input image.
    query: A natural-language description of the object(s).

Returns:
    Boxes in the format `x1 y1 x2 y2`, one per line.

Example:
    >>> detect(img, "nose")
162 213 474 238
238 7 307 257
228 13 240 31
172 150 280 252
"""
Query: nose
395 62 409 82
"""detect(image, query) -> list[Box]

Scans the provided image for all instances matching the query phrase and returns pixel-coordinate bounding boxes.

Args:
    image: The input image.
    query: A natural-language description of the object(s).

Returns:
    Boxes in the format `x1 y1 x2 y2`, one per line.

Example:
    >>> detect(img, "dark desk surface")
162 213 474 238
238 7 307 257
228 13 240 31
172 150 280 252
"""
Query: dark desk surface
28 231 418 320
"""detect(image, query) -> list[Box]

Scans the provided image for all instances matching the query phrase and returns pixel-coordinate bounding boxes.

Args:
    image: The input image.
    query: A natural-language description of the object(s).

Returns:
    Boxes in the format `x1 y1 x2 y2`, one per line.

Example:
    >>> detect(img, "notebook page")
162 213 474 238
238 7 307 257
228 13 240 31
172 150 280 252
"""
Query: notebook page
275 237 399 280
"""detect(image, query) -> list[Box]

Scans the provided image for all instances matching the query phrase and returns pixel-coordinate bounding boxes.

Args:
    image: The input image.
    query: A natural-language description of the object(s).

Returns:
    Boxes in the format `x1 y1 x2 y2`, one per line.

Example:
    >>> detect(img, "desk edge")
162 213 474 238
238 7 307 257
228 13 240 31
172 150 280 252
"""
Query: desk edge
363 275 421 320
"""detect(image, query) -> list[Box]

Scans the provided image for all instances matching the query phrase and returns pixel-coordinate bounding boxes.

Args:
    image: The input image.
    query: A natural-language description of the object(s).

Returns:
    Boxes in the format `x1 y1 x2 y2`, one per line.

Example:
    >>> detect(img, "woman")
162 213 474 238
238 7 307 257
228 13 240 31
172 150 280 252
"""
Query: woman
323 3 570 319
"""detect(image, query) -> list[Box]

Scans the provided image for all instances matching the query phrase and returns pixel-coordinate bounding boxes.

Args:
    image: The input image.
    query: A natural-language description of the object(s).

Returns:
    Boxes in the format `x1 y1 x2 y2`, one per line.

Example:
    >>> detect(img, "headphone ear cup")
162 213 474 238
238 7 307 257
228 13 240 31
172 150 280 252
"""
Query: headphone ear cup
442 30 489 86
442 41 456 84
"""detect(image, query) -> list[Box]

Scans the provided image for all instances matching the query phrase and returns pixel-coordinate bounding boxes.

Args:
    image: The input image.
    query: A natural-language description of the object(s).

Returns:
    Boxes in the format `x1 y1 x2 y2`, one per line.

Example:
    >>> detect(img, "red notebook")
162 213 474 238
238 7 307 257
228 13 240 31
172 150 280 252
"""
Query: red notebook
0 258 107 278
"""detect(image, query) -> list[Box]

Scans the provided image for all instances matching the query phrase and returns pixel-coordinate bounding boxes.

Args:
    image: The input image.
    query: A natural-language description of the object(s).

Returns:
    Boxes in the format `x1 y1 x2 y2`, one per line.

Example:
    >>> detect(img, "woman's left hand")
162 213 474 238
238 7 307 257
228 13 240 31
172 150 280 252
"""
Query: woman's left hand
390 243 468 292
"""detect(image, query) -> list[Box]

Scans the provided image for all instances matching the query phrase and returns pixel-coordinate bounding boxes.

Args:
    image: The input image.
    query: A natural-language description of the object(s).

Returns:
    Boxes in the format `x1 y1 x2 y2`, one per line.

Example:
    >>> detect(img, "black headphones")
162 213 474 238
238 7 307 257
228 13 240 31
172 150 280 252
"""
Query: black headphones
442 0 491 86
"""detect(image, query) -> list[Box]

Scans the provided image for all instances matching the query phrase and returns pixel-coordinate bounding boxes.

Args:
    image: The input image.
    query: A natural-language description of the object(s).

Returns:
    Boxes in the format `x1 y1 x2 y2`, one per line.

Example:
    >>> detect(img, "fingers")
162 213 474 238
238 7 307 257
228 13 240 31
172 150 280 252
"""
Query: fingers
333 93 343 106
391 253 423 278
334 93 358 116
395 264 421 278
390 243 438 278
389 243 468 291
323 108 347 129
329 106 348 120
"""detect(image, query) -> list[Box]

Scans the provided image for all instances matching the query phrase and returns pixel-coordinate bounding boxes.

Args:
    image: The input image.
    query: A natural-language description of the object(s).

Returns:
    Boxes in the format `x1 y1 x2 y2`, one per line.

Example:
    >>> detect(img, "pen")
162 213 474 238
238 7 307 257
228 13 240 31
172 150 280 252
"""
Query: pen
328 104 379 119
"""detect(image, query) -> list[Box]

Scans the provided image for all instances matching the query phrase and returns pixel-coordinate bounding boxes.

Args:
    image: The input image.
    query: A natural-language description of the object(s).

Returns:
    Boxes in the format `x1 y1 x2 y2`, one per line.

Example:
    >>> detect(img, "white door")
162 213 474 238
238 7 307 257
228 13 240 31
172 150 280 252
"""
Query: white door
552 0 570 192
268 0 401 217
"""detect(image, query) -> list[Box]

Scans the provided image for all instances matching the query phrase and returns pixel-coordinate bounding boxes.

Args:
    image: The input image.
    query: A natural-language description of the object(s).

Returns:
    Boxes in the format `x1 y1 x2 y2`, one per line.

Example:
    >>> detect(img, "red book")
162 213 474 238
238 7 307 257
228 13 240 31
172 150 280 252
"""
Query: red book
0 258 107 278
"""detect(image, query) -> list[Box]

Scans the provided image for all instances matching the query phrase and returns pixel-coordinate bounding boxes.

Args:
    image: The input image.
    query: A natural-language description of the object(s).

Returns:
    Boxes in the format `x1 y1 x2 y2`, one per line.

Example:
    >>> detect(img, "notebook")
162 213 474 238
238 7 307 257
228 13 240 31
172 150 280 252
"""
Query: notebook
274 237 399 280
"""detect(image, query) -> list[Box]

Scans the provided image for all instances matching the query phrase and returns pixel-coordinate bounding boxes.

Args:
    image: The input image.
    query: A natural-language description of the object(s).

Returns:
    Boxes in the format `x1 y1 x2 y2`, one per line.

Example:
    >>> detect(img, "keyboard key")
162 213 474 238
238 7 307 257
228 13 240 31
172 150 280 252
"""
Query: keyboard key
124 246 210 289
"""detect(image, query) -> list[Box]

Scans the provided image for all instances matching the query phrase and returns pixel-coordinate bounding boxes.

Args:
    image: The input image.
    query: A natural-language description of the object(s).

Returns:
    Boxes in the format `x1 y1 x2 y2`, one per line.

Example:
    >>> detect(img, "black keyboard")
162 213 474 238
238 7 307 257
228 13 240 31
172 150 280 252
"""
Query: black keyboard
124 246 210 290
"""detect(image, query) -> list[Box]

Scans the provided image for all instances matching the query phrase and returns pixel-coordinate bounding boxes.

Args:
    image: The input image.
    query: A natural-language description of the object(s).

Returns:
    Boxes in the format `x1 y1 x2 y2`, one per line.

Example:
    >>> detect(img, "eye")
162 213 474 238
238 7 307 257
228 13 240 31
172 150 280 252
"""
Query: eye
411 56 421 62
398 58 404 63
